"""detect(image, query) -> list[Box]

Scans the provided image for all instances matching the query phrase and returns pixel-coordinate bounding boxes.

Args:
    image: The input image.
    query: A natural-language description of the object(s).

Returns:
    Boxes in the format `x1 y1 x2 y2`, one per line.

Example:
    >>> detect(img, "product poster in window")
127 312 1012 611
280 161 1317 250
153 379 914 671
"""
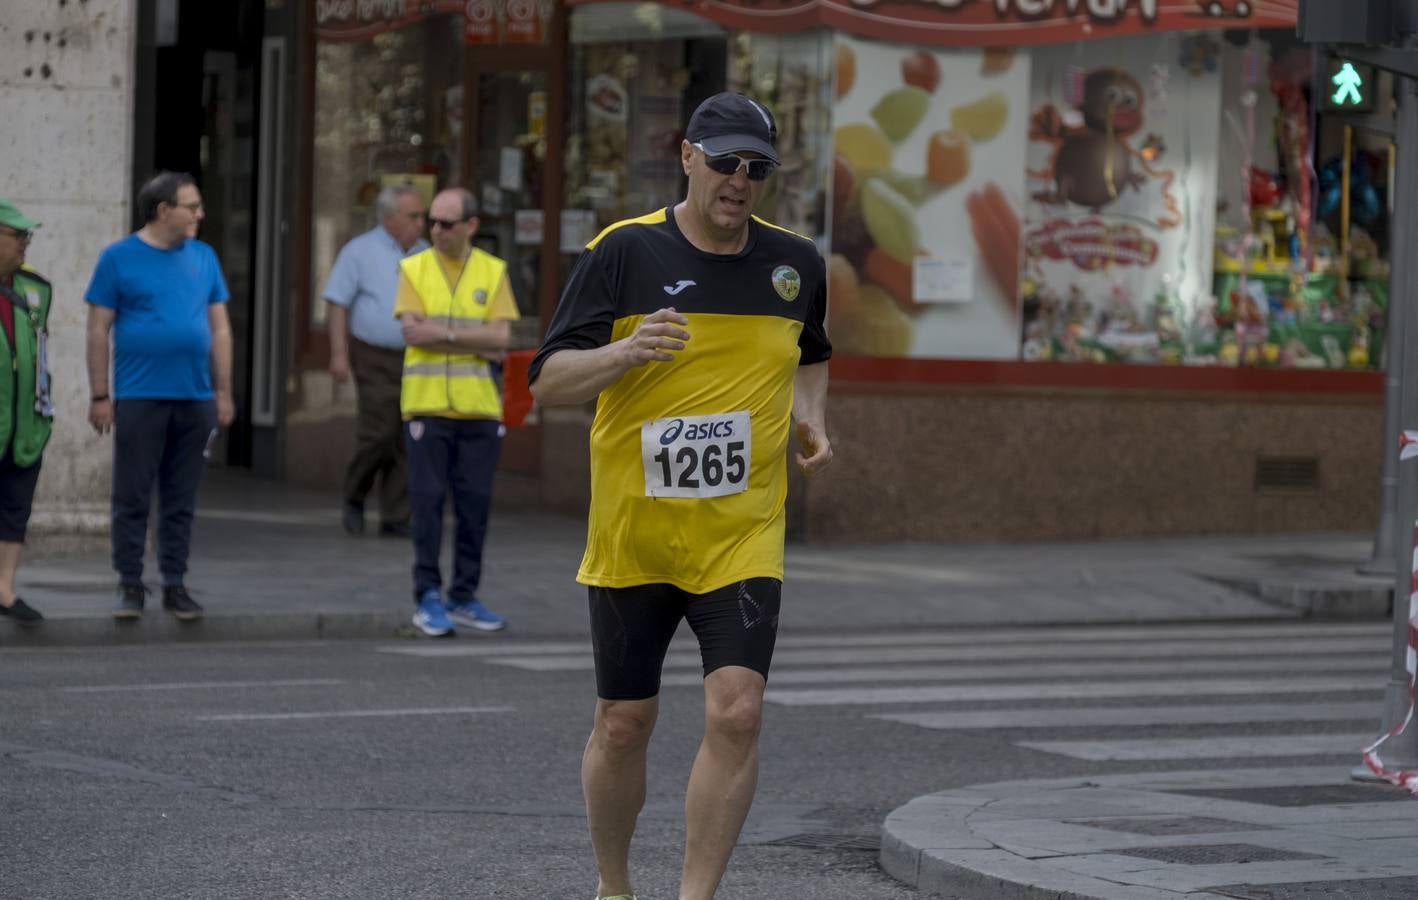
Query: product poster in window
828 36 1031 360
1022 34 1220 365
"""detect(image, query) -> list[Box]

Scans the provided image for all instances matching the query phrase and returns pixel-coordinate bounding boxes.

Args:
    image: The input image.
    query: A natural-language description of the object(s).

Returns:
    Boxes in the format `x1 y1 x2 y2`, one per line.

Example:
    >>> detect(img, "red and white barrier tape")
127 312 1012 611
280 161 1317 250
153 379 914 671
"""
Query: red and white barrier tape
1361 519 1418 795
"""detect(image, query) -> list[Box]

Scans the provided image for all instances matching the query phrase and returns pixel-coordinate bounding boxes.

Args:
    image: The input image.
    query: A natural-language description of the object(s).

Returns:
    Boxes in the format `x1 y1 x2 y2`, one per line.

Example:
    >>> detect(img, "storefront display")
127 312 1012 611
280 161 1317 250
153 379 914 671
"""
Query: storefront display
1021 33 1221 365
830 37 1029 359
309 14 466 326
562 0 1391 375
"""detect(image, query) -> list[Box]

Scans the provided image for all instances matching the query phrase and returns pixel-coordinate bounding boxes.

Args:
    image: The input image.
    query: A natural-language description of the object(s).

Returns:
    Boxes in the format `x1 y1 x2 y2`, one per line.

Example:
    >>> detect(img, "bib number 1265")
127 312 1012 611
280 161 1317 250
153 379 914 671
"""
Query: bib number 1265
641 411 752 499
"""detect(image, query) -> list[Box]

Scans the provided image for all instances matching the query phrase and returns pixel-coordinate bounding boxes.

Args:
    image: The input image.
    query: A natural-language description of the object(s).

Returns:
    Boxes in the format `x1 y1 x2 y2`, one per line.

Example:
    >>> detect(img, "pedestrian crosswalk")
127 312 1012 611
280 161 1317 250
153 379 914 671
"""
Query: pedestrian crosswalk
378 620 1392 764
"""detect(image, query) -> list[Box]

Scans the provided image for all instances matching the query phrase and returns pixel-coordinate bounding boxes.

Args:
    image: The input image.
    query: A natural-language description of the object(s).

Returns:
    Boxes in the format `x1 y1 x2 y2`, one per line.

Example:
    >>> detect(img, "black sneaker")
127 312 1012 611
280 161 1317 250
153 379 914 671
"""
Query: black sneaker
113 583 147 620
378 521 412 538
0 597 43 627
162 585 204 621
342 501 365 536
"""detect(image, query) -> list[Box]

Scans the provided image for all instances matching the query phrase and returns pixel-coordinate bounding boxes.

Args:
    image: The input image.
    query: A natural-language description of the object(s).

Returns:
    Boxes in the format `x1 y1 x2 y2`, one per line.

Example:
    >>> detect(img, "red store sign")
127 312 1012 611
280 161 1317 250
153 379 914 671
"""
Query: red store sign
563 0 1296 46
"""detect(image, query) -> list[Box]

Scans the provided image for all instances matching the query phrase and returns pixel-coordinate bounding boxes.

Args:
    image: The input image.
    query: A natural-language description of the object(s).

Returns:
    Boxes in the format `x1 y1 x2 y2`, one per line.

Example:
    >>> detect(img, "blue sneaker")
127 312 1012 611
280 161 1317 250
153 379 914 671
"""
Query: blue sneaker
412 590 455 637
446 599 506 632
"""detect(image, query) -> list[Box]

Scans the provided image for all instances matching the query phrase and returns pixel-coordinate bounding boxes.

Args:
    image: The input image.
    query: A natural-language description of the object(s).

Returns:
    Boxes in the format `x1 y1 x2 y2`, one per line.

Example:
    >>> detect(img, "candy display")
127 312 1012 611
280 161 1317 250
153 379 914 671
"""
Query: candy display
829 36 1030 359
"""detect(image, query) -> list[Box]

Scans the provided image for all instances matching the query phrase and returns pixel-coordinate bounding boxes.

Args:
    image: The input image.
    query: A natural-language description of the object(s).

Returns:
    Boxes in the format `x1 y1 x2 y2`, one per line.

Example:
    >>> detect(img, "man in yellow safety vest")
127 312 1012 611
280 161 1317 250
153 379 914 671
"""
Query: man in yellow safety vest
395 187 520 636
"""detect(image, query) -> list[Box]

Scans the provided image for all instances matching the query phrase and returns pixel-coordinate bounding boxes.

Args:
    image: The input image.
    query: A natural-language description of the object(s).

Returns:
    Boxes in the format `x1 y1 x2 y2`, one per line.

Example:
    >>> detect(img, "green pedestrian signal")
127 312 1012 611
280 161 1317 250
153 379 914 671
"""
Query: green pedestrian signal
1332 61 1365 107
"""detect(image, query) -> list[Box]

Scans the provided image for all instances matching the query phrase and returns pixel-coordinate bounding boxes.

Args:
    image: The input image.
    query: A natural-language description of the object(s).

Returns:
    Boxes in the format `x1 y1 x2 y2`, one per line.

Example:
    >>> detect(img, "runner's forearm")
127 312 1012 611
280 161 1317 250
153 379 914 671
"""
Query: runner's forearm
530 344 634 406
792 362 829 427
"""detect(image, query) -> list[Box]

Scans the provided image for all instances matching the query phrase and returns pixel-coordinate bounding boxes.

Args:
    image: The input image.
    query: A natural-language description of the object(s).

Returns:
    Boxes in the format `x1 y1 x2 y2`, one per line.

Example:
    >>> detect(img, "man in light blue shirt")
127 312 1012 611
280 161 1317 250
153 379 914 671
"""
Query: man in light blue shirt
324 184 427 537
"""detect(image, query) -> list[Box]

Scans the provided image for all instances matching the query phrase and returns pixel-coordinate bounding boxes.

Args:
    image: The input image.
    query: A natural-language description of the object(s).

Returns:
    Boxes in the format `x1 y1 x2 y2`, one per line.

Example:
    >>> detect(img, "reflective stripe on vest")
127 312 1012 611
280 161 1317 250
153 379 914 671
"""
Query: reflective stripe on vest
399 247 506 419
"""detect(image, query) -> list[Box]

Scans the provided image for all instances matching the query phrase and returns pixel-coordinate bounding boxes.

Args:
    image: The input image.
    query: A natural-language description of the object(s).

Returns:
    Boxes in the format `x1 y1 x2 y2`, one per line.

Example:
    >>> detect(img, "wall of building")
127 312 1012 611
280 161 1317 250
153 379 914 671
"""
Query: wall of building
0 0 135 551
540 387 1382 543
802 388 1381 542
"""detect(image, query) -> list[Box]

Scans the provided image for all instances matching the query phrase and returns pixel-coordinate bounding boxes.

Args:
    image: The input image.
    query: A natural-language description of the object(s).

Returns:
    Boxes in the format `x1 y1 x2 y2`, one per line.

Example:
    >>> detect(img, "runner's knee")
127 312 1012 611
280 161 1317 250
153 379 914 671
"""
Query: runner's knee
595 700 657 752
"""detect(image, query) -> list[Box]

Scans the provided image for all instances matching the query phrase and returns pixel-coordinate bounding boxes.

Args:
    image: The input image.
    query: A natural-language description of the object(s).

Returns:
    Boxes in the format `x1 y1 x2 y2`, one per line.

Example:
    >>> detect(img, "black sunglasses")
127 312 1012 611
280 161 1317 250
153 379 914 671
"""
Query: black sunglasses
428 217 467 230
693 143 777 181
0 225 33 242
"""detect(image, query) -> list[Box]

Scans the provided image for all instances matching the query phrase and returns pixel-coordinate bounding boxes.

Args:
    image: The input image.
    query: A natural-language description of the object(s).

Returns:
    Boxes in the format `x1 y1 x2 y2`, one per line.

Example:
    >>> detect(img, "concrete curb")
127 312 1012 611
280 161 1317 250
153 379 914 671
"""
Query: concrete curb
1199 573 1392 619
880 766 1417 900
880 790 1234 900
0 611 413 648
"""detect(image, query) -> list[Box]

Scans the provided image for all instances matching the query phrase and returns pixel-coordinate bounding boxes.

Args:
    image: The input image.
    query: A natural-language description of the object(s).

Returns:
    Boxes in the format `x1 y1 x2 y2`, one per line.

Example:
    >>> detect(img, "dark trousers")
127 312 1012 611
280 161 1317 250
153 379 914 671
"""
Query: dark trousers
0 452 42 543
111 399 215 586
345 338 408 525
406 417 501 603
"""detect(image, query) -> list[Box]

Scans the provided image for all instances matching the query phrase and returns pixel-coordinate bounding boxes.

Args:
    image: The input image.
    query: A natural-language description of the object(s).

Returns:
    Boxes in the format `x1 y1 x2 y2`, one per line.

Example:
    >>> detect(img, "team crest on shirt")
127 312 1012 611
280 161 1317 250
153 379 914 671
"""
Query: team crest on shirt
771 265 800 302
474 288 488 305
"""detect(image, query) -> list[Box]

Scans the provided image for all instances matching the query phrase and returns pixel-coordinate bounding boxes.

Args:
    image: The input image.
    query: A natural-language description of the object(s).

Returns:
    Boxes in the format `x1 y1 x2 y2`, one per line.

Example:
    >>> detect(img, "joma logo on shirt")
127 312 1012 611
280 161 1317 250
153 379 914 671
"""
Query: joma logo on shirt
662 279 696 296
659 418 734 445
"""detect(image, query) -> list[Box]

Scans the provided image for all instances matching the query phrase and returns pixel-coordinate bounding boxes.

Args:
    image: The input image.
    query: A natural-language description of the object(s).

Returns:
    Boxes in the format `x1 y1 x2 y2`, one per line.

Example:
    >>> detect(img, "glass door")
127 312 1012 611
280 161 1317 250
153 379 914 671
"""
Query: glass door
473 69 549 348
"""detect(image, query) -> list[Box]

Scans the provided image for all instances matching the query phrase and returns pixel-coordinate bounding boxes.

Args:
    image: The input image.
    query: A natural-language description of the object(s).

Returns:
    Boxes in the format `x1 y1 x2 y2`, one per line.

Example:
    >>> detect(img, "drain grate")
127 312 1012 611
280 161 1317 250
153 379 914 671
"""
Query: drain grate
1162 784 1418 808
1254 456 1321 491
1109 844 1325 865
1071 816 1272 836
766 833 881 852
1209 876 1418 899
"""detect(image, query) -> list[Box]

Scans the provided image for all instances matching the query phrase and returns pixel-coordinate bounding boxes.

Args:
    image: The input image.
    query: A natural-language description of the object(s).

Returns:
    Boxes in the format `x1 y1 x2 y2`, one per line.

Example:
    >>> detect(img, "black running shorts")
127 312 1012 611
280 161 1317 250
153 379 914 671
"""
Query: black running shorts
587 577 782 701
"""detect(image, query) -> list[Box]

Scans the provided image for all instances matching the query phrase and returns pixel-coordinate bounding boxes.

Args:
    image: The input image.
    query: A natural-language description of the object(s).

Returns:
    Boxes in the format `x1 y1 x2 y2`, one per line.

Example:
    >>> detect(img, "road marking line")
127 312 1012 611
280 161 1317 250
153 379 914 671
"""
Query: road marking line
373 623 1388 658
468 637 1386 671
872 703 1379 731
764 676 1381 706
195 706 513 722
61 679 345 693
1017 733 1373 761
660 656 1385 687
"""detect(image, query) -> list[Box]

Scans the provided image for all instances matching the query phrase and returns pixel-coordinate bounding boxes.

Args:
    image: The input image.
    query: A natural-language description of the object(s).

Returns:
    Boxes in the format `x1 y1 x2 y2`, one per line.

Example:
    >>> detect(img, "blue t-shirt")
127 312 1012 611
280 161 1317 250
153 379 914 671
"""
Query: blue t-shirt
85 235 229 400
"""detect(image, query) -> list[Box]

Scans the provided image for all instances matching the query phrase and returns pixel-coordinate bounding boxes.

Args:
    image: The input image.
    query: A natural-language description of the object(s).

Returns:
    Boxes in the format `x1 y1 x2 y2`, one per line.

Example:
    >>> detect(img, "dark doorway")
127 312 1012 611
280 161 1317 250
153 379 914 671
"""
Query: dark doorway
132 0 265 468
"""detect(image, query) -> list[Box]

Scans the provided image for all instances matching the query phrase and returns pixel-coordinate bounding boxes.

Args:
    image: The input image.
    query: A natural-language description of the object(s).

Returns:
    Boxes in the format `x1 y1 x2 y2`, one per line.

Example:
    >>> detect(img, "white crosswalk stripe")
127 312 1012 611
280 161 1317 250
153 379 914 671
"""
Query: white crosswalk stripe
871 702 1379 730
379 622 1393 766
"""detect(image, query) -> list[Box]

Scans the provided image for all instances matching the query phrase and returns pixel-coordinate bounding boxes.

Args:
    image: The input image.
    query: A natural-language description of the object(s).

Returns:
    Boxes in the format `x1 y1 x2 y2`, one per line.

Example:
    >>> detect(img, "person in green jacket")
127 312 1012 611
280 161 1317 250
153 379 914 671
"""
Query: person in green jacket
0 199 53 627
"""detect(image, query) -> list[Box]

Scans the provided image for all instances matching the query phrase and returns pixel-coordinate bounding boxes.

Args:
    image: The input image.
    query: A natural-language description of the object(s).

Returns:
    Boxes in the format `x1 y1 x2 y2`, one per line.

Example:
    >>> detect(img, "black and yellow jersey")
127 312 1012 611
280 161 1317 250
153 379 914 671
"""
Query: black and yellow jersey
529 206 830 593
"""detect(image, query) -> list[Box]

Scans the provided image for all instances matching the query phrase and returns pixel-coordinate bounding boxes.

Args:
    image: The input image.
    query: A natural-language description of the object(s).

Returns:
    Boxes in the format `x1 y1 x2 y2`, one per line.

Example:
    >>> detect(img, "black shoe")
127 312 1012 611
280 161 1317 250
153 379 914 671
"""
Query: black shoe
0 597 43 627
162 586 204 622
378 521 412 538
342 501 365 536
113 583 147 620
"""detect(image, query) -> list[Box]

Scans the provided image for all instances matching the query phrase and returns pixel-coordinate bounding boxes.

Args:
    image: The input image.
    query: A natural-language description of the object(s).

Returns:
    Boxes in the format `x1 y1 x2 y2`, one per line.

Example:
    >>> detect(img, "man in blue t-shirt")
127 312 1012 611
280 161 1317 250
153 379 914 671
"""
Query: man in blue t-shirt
84 171 233 622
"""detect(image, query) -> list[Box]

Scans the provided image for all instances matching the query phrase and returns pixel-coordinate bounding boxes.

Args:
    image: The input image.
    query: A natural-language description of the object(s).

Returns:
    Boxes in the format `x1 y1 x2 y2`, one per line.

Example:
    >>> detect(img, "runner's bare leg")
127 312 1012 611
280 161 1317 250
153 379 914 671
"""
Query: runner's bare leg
584 695 659 898
680 666 766 900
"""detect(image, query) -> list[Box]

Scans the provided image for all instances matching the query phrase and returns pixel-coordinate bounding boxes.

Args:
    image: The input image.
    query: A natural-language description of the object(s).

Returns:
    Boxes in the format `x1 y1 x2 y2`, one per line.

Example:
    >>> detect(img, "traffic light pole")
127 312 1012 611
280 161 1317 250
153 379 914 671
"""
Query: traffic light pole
1350 55 1418 778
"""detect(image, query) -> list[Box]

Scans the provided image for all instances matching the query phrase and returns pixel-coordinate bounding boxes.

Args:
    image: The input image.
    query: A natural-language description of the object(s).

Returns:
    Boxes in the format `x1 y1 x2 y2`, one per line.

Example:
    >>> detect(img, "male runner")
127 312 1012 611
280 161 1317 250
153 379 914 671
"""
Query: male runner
529 92 832 900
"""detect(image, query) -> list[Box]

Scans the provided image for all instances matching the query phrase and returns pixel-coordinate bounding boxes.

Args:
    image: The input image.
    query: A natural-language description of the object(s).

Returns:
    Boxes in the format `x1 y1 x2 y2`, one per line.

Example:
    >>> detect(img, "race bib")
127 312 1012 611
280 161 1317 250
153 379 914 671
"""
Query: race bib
641 411 752 499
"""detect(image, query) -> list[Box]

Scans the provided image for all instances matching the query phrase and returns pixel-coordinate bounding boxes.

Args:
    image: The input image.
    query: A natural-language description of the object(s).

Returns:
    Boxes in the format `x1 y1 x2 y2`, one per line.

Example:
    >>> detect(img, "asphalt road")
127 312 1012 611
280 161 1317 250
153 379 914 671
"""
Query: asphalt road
0 620 1392 899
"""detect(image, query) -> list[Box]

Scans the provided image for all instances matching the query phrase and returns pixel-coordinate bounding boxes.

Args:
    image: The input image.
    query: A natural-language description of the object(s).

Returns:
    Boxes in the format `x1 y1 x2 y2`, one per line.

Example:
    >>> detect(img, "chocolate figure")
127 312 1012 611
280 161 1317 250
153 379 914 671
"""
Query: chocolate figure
1032 69 1147 211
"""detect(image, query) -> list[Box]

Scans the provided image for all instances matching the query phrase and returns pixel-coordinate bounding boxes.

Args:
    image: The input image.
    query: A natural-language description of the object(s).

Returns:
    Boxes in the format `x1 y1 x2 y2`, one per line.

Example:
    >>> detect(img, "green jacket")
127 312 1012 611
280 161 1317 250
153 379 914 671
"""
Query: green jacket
0 266 53 466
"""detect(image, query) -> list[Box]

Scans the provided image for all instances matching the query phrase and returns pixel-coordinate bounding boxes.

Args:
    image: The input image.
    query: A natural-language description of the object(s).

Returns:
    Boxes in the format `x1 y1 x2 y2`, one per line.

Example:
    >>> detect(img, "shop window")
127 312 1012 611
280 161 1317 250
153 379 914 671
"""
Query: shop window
562 7 830 301
727 31 832 244
827 29 1392 372
309 16 465 330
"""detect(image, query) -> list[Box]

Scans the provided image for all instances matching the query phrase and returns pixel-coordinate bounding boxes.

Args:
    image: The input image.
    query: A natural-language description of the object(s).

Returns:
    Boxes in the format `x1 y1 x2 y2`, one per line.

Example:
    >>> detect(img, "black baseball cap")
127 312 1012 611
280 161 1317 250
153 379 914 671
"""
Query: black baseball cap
686 92 780 165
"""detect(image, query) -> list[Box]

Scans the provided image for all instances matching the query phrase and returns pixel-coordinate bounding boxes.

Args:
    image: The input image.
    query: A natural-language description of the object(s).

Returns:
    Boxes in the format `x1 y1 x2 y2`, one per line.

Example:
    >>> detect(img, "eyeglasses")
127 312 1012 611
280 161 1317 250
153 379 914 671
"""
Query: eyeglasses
173 201 204 212
693 143 777 181
428 217 467 230
0 225 33 242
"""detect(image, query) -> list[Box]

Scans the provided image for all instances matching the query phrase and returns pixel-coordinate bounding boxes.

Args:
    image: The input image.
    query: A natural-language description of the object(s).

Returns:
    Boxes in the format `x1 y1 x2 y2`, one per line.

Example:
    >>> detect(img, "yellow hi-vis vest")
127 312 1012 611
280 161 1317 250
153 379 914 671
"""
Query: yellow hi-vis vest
398 246 507 420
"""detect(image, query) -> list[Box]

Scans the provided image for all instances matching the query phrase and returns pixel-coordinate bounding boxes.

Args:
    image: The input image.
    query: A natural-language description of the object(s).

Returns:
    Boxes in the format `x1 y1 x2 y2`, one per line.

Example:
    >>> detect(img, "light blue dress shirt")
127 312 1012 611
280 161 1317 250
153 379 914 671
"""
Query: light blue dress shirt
322 226 428 350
